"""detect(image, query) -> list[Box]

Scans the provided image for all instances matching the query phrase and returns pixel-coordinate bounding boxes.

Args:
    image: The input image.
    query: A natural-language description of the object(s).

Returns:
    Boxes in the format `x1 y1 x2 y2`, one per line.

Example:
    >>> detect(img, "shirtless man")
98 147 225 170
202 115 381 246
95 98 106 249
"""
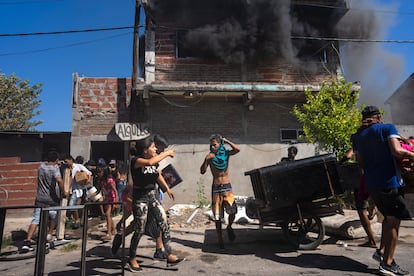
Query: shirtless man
200 134 240 248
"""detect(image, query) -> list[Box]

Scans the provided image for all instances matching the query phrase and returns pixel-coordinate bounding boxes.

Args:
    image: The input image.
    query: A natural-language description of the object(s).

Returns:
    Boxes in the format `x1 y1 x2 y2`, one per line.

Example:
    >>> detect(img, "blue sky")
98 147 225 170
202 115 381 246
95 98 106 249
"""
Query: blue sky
0 0 413 132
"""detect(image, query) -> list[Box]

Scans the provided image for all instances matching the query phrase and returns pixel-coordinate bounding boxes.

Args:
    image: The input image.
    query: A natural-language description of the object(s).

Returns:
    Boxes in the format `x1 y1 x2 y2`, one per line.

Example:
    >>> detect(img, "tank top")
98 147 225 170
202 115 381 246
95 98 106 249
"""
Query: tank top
130 157 159 194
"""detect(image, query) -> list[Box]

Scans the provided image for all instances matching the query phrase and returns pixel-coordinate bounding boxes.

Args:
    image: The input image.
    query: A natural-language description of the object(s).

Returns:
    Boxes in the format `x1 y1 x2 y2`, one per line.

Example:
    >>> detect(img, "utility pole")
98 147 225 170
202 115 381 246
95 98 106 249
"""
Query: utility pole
130 0 146 122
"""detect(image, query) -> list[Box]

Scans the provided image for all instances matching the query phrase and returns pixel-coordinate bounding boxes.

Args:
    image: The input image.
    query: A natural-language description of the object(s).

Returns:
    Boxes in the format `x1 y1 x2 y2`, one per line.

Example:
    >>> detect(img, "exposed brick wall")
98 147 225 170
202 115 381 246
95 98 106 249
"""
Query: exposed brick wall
153 27 338 84
0 157 39 207
74 77 134 136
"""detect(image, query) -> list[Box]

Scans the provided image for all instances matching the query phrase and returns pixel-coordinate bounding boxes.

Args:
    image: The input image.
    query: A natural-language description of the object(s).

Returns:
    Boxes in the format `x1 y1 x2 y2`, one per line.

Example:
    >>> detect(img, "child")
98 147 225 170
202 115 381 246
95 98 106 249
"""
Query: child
97 166 118 240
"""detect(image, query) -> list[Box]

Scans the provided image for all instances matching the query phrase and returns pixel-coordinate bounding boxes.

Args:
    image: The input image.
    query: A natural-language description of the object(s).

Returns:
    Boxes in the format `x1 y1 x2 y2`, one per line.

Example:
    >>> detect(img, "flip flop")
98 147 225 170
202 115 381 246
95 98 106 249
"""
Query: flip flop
358 241 377 248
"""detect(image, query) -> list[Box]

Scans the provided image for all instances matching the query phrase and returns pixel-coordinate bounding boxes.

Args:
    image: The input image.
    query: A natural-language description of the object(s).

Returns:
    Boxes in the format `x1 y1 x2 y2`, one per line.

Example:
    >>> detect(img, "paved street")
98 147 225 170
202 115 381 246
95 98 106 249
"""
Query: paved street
1 215 414 276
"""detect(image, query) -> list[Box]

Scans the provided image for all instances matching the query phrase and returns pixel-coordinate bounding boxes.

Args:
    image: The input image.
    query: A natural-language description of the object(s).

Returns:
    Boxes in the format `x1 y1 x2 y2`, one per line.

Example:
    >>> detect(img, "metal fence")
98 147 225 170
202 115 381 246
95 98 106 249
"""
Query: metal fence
0 202 125 276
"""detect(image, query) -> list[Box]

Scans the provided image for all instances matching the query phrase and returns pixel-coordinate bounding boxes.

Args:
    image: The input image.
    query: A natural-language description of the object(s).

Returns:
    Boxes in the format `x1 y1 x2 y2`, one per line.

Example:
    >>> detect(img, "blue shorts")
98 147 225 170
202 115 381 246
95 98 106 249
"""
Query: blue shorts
31 208 57 225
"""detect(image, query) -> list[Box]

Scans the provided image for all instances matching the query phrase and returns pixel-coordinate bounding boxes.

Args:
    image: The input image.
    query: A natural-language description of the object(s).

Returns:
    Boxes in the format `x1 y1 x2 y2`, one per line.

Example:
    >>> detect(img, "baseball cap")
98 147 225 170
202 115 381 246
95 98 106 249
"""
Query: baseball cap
362 106 381 119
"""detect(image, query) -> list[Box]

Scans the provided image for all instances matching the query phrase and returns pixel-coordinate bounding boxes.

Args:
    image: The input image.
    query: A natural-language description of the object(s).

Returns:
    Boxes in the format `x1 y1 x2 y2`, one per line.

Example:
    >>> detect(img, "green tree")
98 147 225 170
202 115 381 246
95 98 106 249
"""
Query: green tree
293 77 361 158
0 73 42 130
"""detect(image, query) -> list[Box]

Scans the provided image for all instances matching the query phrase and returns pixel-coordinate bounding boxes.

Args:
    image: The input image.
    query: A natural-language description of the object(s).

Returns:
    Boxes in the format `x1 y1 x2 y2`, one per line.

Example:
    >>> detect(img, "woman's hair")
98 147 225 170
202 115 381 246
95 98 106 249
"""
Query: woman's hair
135 136 154 157
96 165 109 179
116 160 127 174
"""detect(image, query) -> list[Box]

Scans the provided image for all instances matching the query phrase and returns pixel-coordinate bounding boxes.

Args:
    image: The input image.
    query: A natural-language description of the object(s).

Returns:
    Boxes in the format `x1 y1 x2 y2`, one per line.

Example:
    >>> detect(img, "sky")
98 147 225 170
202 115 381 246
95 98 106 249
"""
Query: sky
0 0 413 132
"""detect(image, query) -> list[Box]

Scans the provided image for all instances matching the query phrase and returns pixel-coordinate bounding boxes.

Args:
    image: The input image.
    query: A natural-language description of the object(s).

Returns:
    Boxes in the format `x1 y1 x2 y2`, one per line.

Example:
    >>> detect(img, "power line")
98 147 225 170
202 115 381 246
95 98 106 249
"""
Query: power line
0 0 62 4
291 36 414 43
0 31 131 57
0 26 137 37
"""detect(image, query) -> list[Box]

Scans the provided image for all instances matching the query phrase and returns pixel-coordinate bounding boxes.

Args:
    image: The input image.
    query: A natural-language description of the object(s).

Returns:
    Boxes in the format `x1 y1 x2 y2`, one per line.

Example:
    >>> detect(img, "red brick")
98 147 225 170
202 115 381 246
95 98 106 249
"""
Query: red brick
82 78 96 84
0 157 21 164
0 163 40 171
101 103 112 109
1 198 36 207
88 103 99 109
0 183 36 190
0 171 38 178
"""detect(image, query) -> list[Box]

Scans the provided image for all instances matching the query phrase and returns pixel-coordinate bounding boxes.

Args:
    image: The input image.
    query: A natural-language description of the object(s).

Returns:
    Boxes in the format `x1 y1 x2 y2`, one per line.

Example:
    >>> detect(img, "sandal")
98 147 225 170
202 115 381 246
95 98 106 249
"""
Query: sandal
127 261 142 272
358 241 377 248
167 257 185 267
103 234 112 241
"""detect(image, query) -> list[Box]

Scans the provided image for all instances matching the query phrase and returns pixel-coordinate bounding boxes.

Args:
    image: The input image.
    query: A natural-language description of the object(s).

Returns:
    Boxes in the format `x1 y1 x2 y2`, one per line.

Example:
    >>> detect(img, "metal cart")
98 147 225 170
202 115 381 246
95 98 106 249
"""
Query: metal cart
244 153 345 250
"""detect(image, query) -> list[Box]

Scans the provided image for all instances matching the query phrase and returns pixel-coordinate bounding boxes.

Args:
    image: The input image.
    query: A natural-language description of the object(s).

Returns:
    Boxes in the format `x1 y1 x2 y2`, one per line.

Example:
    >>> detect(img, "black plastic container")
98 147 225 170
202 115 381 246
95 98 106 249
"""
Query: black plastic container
245 153 343 209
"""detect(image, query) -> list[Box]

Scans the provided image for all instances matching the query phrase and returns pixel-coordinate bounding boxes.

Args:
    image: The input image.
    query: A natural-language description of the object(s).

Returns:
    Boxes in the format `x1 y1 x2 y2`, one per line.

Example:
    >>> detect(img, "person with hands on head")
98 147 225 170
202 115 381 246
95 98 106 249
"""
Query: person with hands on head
127 137 184 272
200 134 240 249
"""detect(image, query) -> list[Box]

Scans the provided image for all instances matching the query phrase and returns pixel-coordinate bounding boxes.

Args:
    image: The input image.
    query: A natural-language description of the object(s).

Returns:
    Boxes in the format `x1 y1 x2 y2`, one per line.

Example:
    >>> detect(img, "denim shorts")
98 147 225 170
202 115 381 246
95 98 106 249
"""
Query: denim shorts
68 193 80 206
30 208 57 225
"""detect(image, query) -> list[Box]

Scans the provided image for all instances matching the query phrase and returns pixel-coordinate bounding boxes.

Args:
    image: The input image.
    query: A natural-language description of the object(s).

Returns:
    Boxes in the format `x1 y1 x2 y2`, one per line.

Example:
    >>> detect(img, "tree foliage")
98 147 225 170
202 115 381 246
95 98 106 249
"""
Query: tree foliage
293 77 361 158
0 73 43 130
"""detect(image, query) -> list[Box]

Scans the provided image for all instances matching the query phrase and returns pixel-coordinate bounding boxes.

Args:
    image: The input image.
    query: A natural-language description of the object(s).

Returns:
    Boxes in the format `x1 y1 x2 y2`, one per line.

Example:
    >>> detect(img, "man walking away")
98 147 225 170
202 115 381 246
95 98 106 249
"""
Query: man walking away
352 106 413 276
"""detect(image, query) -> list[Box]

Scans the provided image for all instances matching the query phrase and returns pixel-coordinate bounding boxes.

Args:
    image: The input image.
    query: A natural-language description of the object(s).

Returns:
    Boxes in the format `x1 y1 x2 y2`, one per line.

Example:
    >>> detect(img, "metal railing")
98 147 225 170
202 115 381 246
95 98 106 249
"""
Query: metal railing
1 202 125 276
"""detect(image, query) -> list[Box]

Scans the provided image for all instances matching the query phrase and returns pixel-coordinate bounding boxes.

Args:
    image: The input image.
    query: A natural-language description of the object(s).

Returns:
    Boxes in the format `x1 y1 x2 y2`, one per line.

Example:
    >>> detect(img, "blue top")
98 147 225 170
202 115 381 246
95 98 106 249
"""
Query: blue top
210 141 230 171
352 123 402 190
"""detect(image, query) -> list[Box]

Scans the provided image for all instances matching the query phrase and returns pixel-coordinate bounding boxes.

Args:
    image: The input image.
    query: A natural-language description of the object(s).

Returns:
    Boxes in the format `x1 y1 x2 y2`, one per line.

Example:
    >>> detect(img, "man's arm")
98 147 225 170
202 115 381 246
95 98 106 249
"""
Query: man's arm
200 153 214 174
56 176 69 198
223 137 240 156
389 137 414 160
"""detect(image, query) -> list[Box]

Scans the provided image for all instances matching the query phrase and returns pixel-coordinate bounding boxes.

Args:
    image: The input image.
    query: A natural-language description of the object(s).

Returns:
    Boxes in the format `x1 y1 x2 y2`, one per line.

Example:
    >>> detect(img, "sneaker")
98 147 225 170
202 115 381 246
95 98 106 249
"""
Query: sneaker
153 248 167 260
111 234 122 256
373 249 383 262
21 240 34 252
72 222 80 229
46 234 54 242
379 261 410 276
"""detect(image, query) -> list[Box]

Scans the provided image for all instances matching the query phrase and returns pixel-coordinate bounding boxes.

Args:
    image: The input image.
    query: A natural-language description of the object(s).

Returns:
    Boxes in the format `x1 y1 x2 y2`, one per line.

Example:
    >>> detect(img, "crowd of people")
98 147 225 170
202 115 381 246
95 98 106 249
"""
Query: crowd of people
21 153 130 250
19 106 414 275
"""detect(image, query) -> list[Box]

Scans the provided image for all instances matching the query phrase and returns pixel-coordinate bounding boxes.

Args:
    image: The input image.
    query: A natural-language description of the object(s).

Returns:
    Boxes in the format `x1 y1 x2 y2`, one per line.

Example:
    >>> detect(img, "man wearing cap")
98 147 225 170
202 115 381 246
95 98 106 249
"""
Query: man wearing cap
352 106 414 276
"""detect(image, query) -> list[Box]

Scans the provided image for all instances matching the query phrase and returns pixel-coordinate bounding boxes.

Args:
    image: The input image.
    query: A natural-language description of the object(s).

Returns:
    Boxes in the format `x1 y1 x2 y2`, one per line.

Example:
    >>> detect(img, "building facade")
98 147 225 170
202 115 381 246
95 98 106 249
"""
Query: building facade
71 0 349 205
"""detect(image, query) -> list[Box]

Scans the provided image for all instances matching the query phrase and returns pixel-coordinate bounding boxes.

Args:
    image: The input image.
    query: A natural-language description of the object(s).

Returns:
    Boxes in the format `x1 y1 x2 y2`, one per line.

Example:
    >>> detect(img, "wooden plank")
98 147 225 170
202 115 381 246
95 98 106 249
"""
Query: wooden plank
56 168 71 240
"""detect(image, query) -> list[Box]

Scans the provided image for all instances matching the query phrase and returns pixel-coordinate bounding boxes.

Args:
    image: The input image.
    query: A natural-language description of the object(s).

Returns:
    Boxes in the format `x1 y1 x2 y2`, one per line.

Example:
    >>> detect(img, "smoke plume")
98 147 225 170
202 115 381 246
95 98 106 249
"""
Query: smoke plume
147 0 328 65
147 0 407 122
335 0 405 122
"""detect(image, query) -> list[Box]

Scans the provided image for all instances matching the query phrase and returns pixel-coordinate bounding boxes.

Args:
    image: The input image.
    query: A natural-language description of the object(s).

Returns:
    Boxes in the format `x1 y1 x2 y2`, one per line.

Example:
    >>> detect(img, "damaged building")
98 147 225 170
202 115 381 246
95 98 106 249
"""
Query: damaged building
71 0 350 204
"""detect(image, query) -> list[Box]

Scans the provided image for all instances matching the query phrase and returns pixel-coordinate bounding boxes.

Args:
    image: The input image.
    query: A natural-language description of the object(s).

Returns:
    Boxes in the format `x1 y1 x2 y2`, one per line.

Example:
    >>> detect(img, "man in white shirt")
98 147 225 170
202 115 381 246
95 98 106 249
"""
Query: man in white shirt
64 155 92 229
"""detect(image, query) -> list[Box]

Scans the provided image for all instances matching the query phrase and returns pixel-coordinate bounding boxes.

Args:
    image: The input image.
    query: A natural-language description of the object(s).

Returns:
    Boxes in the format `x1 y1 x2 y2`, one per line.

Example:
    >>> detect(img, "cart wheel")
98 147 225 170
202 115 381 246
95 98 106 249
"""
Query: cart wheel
282 215 325 250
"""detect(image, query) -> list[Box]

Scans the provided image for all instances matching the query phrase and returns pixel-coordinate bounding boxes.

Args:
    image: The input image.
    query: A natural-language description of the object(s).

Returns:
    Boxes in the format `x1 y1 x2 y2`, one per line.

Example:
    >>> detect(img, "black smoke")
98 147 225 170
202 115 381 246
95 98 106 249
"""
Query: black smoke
146 0 338 65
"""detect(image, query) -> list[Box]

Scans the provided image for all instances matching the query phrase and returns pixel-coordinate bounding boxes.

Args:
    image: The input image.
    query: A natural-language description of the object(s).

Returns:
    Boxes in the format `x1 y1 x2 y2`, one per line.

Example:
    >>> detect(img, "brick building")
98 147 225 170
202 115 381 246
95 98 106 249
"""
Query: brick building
70 0 350 205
